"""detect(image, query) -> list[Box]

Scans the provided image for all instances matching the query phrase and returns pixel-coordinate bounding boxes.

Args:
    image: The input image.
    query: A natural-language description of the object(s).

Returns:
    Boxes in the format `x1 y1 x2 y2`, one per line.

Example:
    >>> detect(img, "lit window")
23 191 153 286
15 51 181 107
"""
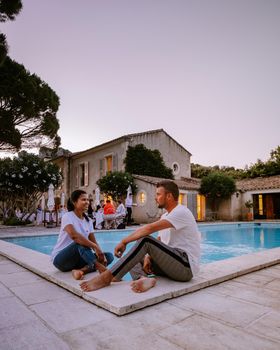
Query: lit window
137 190 147 206
197 194 206 221
179 193 184 204
106 155 113 173
258 195 263 215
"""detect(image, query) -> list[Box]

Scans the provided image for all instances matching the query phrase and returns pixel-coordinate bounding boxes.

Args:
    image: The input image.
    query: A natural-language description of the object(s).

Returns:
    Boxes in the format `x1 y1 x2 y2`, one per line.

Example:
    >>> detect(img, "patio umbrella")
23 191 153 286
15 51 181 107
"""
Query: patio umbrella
47 184 55 211
95 186 100 206
60 192 65 207
40 194 45 211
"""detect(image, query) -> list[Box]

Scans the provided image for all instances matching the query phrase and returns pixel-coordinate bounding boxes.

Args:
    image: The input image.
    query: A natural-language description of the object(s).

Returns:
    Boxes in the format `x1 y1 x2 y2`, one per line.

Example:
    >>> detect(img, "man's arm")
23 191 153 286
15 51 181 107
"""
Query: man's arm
114 219 173 257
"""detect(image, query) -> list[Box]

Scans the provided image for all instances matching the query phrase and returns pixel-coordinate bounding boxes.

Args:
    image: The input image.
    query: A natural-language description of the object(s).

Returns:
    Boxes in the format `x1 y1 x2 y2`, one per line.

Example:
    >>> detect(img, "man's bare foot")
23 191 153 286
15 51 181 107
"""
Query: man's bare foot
72 269 84 280
80 270 114 292
130 277 156 293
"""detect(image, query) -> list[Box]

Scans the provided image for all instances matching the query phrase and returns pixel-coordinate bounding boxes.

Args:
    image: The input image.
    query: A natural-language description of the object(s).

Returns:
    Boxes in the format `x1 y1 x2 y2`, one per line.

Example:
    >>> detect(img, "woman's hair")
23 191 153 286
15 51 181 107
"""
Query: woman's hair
67 190 89 221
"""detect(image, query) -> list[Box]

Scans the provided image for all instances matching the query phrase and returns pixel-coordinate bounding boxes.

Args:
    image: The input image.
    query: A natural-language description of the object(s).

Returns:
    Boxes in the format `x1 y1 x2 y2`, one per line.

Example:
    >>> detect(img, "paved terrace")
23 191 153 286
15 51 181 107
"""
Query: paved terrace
1 225 280 349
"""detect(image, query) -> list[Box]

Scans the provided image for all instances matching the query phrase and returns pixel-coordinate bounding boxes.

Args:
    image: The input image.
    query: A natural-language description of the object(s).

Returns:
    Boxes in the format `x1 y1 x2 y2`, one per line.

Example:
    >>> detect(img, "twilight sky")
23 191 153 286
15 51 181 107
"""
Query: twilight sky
2 0 280 168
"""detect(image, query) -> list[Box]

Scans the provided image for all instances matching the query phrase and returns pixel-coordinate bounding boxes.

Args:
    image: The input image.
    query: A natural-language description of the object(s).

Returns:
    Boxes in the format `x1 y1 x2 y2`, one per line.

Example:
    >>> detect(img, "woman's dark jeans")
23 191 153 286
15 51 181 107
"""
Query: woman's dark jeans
53 242 114 272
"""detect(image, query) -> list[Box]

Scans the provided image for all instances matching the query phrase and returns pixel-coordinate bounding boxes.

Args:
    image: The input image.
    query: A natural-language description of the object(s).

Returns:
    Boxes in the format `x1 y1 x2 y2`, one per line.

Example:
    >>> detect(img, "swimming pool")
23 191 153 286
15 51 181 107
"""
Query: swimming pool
3 223 280 265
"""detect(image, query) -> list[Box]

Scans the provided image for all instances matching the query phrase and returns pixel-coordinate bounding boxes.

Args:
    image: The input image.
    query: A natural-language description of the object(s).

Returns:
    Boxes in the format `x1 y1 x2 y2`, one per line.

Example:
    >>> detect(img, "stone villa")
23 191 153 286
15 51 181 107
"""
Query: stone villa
50 129 280 223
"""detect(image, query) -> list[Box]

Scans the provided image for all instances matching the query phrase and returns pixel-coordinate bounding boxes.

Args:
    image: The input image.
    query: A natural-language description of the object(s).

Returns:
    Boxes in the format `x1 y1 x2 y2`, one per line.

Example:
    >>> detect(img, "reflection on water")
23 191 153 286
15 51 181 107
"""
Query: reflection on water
200 225 280 263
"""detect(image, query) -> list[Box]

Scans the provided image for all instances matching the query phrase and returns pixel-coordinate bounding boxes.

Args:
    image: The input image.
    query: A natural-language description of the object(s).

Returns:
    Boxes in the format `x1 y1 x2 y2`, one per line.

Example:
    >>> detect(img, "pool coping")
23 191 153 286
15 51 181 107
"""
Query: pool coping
1 239 280 316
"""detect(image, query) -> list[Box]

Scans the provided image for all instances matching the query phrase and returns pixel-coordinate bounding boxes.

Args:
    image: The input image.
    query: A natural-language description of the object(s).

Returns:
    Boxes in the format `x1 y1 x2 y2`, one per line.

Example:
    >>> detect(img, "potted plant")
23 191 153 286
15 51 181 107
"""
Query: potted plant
244 200 254 221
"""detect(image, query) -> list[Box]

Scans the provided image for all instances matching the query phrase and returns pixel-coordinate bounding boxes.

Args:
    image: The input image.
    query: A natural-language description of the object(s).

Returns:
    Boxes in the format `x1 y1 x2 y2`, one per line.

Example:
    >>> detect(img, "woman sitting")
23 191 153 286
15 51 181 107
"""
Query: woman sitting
51 190 114 280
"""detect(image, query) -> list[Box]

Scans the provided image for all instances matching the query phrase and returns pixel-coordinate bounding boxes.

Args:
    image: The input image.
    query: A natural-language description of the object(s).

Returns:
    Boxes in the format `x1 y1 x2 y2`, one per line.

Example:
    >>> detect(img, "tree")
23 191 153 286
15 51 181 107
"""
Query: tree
191 163 245 179
0 151 62 219
97 171 135 201
124 144 174 179
191 163 213 178
199 172 236 216
0 0 23 64
0 57 61 152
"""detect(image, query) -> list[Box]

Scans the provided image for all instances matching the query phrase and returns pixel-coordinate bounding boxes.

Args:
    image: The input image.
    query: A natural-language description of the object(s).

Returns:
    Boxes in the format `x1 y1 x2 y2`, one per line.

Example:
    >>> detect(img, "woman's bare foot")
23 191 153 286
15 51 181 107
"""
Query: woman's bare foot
72 269 84 280
130 277 156 293
80 270 114 292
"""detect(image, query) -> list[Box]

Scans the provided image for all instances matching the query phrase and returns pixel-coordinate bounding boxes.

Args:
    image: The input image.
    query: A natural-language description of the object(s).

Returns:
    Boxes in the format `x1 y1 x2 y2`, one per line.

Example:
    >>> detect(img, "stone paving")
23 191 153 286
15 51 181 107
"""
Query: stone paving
1 226 280 349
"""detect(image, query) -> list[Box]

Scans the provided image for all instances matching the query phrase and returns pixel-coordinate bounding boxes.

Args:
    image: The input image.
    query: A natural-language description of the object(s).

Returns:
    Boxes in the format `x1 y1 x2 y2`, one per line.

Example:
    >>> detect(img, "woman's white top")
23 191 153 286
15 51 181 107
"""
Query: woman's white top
51 211 93 261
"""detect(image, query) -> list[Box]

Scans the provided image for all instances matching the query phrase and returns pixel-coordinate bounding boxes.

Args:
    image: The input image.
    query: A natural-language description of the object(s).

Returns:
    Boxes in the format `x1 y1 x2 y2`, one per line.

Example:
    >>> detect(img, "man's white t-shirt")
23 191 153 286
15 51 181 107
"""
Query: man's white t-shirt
51 211 94 261
125 197 133 208
158 204 201 275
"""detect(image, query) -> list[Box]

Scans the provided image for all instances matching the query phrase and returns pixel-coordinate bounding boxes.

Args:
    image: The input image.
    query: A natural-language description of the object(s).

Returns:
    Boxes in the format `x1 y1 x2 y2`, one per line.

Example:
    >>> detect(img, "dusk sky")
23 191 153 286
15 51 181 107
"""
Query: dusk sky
2 0 280 168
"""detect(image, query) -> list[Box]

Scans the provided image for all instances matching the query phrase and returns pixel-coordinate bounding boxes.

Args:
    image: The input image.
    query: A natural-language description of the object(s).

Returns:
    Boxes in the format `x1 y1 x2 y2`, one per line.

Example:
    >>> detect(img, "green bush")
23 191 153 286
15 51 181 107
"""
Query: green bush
3 217 31 226
97 171 136 200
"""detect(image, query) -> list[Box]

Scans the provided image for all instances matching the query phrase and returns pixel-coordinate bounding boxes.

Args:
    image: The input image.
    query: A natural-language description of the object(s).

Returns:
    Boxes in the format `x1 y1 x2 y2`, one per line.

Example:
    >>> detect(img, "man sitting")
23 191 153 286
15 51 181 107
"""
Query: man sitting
103 200 116 229
80 180 201 293
115 199 127 229
103 200 116 215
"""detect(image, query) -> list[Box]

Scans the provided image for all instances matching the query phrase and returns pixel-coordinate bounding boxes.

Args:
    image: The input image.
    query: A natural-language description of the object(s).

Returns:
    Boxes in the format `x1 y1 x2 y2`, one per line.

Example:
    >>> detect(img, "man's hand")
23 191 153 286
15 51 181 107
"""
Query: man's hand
143 255 153 274
114 241 126 258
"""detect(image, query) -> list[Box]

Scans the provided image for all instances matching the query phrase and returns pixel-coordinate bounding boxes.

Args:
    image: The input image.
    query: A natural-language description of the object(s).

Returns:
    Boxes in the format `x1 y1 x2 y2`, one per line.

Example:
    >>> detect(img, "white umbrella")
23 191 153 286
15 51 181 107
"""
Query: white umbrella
95 186 100 206
60 192 65 207
47 184 55 211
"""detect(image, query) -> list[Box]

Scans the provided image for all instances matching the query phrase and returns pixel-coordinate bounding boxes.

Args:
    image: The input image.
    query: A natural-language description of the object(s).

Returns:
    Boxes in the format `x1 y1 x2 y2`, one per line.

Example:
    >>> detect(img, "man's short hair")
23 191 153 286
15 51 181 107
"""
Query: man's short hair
156 180 179 201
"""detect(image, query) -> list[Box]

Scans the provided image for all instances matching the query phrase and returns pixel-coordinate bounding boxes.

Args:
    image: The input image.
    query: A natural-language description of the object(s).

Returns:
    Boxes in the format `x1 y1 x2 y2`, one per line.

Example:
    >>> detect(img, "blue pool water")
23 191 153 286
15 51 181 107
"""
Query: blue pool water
3 223 280 265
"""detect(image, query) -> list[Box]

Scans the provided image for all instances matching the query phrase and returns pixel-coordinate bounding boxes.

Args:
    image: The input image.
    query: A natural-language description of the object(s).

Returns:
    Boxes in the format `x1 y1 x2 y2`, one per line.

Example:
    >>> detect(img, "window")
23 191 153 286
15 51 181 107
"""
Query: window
99 158 104 178
172 162 180 175
178 193 184 205
137 190 147 206
197 194 206 221
106 155 113 174
74 166 78 188
258 194 263 215
79 162 88 187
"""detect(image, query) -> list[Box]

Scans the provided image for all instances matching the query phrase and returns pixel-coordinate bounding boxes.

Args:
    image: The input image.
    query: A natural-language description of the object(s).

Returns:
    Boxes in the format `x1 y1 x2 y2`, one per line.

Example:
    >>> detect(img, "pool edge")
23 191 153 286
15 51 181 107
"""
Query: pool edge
1 239 280 316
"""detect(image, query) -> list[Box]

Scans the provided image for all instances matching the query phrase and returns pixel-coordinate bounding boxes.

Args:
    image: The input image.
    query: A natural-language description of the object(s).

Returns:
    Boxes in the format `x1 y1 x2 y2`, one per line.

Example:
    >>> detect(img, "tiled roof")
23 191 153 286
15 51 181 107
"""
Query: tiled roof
133 174 201 190
237 175 280 191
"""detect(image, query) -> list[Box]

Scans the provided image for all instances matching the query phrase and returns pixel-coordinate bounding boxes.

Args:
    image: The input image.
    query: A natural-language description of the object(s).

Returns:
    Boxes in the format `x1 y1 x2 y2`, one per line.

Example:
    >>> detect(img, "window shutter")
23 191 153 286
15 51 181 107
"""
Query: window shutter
74 166 78 188
113 154 118 171
84 162 89 186
187 193 197 219
99 158 104 178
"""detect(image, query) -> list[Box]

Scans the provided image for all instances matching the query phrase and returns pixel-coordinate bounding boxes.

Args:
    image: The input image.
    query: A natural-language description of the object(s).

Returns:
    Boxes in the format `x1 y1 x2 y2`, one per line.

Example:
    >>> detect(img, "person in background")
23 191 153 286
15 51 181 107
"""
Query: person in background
103 199 116 229
15 207 22 219
36 204 43 225
125 193 133 224
51 190 114 280
115 199 127 229
116 199 126 218
103 199 116 215
94 204 104 230
87 199 94 219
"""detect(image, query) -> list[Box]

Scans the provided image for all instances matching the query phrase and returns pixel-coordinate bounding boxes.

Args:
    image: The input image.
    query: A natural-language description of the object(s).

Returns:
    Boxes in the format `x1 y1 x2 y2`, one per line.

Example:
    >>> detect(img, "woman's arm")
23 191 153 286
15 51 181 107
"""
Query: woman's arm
88 232 107 265
64 224 97 250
